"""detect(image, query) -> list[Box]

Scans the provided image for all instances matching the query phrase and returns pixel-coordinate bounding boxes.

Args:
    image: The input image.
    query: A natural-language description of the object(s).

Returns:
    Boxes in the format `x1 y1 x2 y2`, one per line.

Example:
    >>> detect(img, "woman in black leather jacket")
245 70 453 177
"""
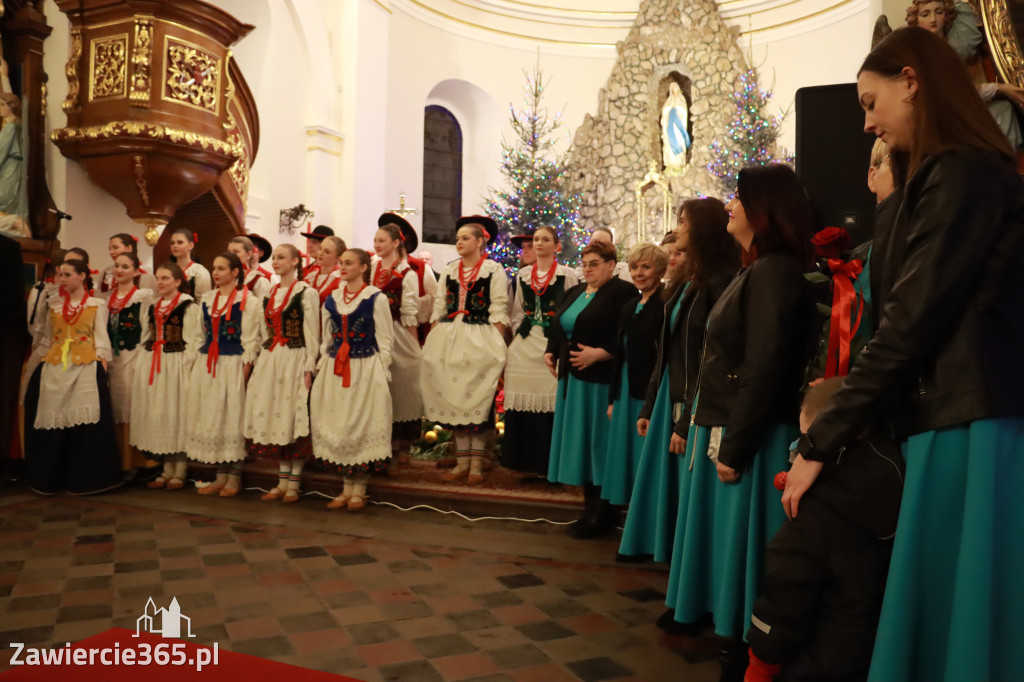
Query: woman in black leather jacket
545 240 638 538
664 165 815 681
784 28 1024 682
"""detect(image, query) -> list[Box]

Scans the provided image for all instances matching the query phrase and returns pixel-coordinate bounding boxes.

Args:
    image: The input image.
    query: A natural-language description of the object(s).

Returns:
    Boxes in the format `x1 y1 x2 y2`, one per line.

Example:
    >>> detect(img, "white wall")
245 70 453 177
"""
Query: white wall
37 0 881 272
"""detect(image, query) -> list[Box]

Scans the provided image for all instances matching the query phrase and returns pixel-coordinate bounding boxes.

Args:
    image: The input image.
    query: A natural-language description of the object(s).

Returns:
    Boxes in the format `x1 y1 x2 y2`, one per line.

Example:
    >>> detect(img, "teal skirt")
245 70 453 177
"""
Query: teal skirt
548 375 612 487
619 368 679 561
601 364 648 505
666 422 794 638
868 418 1024 682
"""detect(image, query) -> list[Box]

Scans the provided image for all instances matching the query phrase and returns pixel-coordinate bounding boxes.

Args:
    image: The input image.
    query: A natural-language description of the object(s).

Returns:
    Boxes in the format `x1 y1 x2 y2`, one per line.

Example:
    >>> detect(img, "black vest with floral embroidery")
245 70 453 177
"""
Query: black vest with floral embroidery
143 300 193 353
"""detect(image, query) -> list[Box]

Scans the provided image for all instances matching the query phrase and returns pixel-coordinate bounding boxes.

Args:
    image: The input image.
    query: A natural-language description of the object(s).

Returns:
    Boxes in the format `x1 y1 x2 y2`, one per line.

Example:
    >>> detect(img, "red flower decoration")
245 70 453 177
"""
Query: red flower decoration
811 227 850 260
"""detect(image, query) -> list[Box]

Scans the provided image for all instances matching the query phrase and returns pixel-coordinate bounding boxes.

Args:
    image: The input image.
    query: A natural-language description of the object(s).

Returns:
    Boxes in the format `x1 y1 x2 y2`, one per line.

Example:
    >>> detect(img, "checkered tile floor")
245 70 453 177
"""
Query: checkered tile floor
0 490 721 681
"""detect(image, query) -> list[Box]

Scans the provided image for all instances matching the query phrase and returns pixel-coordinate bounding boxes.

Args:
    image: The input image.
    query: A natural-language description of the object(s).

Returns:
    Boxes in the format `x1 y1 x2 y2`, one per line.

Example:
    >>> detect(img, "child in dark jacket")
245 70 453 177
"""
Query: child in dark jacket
745 377 905 682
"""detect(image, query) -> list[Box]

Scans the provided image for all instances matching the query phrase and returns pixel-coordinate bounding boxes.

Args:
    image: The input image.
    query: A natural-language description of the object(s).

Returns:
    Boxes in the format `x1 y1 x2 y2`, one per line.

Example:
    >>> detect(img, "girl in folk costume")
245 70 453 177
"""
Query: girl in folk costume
168 228 212 299
185 252 263 496
64 248 99 294
421 217 509 484
311 248 394 510
131 263 204 490
105 252 154 473
373 213 424 463
100 233 156 294
23 260 122 494
228 235 271 299
310 236 345 305
300 225 334 281
501 226 578 477
244 244 320 503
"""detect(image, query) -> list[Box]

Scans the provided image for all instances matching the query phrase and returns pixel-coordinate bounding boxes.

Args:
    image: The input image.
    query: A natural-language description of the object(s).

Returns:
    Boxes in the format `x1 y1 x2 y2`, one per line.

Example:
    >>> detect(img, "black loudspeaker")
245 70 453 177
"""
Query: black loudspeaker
795 83 878 246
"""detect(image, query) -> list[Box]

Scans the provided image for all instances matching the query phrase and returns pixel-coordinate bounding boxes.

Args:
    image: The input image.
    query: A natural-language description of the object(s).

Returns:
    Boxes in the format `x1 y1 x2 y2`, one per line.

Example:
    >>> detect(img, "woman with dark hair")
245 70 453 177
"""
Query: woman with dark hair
131 262 204 490
63 248 96 293
105 251 153 474
168 228 211 298
311 248 393 510
244 244 320 503
783 28 1024 681
23 259 122 494
372 214 423 465
502 225 578 478
421 217 508 485
601 242 668 509
664 165 814 680
619 199 740 576
545 239 638 537
185 251 262 497
100 233 156 294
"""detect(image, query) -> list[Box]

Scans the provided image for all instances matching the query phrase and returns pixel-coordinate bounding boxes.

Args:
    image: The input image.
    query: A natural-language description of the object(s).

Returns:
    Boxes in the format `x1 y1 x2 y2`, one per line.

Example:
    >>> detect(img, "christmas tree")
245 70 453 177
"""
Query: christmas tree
707 69 791 197
486 67 586 274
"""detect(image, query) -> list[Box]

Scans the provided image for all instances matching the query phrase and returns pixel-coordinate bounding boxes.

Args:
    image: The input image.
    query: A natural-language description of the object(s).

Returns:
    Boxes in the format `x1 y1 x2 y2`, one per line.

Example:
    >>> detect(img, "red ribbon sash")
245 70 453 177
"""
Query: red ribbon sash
149 292 181 385
825 258 865 378
207 288 241 377
266 280 298 350
333 314 352 386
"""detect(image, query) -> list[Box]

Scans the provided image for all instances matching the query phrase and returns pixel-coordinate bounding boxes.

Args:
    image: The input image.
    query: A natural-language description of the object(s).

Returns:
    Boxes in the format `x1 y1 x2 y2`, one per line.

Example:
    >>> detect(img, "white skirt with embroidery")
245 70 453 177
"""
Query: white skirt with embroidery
107 347 142 423
185 354 248 463
33 362 101 430
391 324 423 424
243 345 311 446
421 319 507 426
130 349 195 454
503 323 557 413
310 352 393 466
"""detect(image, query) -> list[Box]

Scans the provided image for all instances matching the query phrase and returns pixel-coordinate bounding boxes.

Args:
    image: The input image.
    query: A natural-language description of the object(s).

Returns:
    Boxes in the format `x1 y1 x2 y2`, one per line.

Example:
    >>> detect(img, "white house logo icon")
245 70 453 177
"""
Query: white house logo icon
134 597 196 638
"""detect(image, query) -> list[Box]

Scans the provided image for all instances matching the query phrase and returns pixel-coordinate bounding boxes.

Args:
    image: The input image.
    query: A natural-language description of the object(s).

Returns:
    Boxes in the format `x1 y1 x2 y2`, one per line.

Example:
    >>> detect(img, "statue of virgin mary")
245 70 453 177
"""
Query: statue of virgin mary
661 82 691 169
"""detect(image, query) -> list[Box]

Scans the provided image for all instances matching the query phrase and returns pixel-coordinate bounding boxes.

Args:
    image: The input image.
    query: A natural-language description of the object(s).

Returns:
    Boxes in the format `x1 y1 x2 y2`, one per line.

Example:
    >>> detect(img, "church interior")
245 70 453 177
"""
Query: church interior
1 0 1022 680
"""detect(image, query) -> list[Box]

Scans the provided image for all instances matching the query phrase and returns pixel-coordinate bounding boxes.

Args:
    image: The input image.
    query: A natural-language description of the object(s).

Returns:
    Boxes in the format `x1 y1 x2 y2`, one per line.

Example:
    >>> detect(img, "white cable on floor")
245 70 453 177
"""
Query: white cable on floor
237 484 575 526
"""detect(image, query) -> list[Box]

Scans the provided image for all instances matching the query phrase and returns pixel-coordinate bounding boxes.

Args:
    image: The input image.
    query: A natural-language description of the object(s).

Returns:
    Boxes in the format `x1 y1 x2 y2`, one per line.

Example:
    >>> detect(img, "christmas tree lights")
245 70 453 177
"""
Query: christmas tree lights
485 67 586 275
707 69 792 197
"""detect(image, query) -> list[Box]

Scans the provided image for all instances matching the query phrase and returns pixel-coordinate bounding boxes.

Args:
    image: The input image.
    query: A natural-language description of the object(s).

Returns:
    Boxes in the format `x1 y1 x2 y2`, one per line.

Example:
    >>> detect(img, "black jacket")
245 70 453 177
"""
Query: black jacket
640 270 737 436
694 252 813 471
608 285 664 405
807 148 1024 461
546 278 638 386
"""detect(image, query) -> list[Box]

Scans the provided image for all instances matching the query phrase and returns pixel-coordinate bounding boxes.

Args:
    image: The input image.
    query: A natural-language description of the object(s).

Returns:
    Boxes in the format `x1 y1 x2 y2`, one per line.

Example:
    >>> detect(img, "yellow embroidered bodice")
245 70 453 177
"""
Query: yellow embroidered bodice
44 306 99 367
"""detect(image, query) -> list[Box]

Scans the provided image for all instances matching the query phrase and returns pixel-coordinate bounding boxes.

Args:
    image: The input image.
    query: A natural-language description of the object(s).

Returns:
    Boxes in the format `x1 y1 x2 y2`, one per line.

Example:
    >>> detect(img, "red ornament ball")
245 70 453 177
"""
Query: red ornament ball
773 471 788 491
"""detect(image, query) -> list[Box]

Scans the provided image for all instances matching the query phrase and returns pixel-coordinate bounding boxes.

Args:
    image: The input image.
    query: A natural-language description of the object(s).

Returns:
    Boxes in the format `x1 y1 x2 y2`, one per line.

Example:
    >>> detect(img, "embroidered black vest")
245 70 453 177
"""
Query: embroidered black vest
376 271 406 322
325 293 380 359
143 300 193 353
440 272 493 326
517 274 570 339
262 292 306 349
109 301 144 355
199 297 246 356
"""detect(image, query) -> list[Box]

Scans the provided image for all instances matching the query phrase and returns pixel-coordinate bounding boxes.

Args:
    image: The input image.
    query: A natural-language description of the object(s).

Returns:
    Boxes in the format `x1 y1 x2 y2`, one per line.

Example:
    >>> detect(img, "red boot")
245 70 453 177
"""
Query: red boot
745 650 783 682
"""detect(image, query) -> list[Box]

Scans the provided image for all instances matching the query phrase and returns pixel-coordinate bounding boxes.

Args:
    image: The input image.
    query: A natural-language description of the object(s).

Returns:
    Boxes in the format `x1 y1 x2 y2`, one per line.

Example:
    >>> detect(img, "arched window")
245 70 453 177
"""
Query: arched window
422 106 463 244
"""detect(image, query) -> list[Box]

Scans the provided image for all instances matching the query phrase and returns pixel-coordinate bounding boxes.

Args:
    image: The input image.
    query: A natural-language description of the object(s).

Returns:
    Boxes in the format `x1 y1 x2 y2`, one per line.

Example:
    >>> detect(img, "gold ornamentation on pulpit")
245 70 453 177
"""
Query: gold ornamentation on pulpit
130 18 153 107
52 120 241 158
90 35 128 101
63 28 83 114
164 37 221 113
